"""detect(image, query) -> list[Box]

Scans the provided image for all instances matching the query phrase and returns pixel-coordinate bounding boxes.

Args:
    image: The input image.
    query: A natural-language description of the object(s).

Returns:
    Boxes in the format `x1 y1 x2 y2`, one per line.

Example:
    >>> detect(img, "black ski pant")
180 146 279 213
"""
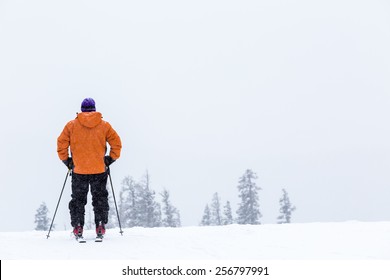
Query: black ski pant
69 172 109 228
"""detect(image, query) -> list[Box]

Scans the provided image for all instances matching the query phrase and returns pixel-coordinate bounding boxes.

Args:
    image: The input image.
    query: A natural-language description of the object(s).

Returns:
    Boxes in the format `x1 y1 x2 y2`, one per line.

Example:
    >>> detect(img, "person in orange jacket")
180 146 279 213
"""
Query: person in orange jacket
57 98 122 239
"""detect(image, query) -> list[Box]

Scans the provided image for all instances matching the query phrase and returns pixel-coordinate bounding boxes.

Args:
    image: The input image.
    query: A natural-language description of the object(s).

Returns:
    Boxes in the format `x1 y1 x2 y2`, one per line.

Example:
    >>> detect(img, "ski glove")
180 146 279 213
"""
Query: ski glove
104 156 116 167
62 157 74 170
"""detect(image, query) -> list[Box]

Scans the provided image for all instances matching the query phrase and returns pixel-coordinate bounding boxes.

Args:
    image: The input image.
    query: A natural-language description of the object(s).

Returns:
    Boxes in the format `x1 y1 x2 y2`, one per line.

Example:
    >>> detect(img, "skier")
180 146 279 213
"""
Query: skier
57 98 122 241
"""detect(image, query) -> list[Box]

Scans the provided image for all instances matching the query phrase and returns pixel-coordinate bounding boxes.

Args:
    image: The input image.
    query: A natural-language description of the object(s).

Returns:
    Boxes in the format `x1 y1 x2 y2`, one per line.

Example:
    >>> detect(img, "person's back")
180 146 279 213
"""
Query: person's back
57 110 121 174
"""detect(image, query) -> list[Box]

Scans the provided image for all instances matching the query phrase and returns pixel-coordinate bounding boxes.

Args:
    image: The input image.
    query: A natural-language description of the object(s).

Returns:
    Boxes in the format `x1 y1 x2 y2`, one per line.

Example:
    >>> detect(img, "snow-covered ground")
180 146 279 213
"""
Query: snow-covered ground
1 221 389 260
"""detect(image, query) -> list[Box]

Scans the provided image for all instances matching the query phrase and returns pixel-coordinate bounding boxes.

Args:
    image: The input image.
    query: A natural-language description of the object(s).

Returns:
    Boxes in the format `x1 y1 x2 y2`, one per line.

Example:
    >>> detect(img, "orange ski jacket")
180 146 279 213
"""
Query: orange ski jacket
57 112 122 174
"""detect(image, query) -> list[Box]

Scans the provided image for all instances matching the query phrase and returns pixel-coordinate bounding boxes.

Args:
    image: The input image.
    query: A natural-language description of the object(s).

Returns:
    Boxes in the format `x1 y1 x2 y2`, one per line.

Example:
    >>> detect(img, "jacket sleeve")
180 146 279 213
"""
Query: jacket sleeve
106 123 122 160
57 122 72 161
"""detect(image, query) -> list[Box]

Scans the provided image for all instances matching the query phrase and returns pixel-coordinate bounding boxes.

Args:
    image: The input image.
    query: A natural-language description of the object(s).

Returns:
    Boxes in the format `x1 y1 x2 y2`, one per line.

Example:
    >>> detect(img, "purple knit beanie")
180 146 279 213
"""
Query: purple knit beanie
81 98 96 112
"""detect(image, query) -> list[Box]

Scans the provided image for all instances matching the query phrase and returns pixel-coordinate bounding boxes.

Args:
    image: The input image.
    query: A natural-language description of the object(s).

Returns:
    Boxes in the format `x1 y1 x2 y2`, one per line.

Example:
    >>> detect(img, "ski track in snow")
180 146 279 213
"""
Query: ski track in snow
1 222 389 260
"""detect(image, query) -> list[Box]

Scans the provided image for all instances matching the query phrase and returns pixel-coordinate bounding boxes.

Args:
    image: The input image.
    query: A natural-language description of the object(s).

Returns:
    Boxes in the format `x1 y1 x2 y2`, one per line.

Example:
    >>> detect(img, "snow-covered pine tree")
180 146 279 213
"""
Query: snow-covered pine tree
210 192 222 225
119 176 140 227
236 169 262 225
119 172 163 228
200 204 211 226
277 188 296 224
34 202 51 231
160 189 181 227
138 171 162 228
222 201 233 225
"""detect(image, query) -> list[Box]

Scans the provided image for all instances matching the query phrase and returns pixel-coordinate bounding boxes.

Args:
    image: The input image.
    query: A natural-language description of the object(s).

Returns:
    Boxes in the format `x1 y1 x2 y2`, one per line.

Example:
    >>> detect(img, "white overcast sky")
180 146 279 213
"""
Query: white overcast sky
0 0 390 231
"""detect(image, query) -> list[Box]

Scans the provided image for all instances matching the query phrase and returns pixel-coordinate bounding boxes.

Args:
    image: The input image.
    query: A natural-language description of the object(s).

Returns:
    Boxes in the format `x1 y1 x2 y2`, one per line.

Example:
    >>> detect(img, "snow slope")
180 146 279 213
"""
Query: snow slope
1 221 389 260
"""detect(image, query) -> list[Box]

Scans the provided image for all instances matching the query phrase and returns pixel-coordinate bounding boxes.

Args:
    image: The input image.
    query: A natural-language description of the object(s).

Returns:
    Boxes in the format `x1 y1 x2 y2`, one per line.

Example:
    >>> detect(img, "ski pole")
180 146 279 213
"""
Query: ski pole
46 169 71 239
107 167 124 235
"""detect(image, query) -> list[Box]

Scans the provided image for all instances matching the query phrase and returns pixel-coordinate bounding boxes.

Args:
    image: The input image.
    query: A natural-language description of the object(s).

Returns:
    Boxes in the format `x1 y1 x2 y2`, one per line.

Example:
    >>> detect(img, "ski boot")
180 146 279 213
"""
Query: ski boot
73 224 86 243
95 222 105 242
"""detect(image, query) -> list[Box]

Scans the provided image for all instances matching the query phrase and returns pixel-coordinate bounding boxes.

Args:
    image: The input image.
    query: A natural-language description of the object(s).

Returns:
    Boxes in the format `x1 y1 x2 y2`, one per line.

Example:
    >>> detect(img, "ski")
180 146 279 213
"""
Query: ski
76 236 86 243
95 235 104 242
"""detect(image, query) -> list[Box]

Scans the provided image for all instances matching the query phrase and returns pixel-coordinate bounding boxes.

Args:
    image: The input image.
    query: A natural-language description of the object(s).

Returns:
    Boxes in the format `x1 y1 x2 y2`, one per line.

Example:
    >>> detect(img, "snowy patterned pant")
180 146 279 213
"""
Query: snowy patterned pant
69 172 109 227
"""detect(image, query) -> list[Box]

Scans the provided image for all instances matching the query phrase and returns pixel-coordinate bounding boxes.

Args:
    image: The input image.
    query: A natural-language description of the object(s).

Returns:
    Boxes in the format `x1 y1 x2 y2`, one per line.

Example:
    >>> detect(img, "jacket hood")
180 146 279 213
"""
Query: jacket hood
77 112 103 128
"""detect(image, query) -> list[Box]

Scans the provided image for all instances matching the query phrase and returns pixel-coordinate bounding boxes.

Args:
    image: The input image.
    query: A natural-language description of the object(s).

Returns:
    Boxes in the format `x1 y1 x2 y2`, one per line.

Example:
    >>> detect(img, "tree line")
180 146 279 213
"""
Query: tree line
34 169 296 230
200 169 296 226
